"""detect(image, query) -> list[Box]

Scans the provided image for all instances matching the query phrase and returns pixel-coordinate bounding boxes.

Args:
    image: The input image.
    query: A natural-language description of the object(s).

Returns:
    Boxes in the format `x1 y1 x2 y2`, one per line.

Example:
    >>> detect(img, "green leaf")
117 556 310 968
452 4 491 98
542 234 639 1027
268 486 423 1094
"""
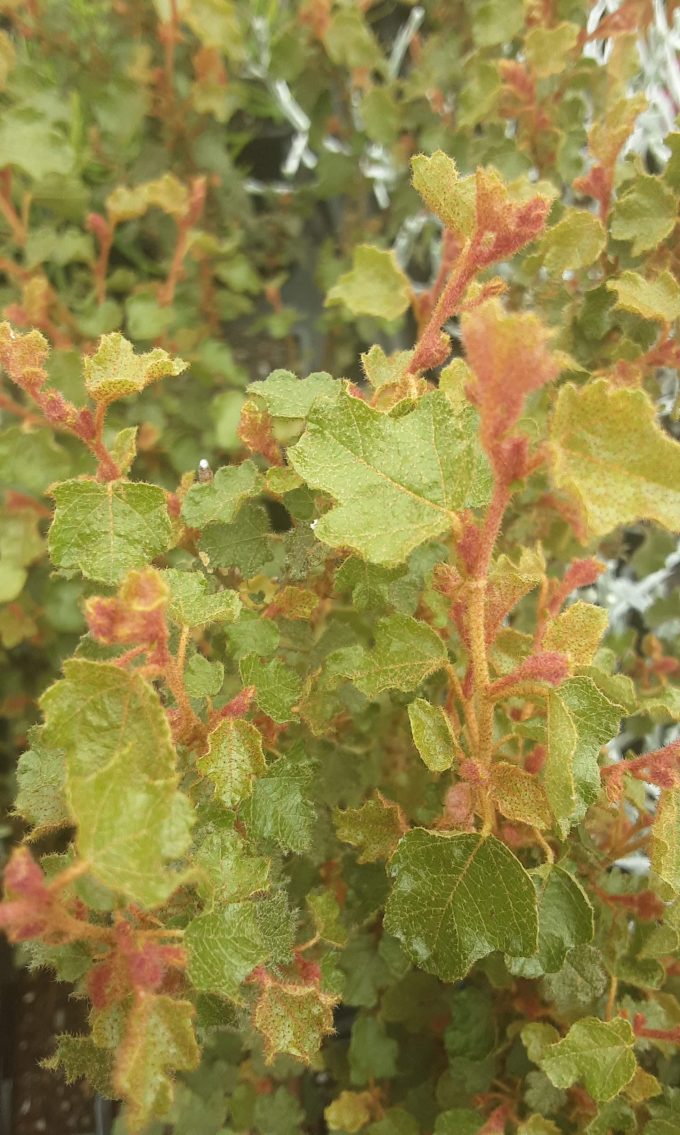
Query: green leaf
185 903 266 998
226 610 280 660
607 270 680 324
0 109 74 180
325 1091 374 1134
115 995 199 1131
334 796 405 863
288 389 490 565
525 22 580 77
15 730 69 834
194 828 270 903
199 502 273 576
510 865 594 976
384 830 538 982
610 174 677 255
239 654 302 722
335 556 406 612
125 293 174 340
83 332 187 404
540 1017 637 1102
162 568 241 627
41 660 192 906
0 426 72 495
198 718 267 809
541 210 606 274
542 601 608 669
650 789 680 893
361 87 400 146
408 698 457 771
247 369 337 419
549 380 680 539
254 1086 305 1135
323 7 379 68
181 461 261 528
49 479 172 586
254 889 296 965
490 762 552 830
45 1035 114 1098
349 1014 398 1084
254 982 337 1064
586 1100 636 1135
308 888 348 946
542 944 608 1014
337 614 447 698
411 151 476 238
444 986 495 1059
0 508 44 601
184 653 224 698
545 675 623 836
367 1110 419 1135
434 1110 483 1135
472 0 523 45
326 245 411 321
241 750 316 853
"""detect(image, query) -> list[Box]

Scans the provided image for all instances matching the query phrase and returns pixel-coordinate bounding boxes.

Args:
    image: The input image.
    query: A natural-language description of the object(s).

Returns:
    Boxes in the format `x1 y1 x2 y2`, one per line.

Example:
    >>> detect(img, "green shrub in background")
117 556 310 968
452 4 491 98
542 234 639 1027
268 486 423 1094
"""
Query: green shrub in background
0 1 679 1132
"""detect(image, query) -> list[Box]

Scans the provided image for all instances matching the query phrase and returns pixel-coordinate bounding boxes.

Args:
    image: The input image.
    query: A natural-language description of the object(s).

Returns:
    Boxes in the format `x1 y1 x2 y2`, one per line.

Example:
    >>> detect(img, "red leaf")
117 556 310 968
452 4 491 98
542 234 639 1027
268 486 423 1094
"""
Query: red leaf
461 299 559 466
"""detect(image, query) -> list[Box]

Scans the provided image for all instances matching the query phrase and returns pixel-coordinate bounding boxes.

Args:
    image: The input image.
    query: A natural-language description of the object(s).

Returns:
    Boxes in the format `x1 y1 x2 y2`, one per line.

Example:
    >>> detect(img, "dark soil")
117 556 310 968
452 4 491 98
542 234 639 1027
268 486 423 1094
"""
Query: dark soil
2 954 101 1135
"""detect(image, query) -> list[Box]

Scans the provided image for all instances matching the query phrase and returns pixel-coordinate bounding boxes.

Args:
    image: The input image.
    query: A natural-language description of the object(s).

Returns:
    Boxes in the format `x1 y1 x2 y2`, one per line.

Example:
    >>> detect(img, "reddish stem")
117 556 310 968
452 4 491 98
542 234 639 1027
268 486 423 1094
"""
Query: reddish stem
407 238 480 374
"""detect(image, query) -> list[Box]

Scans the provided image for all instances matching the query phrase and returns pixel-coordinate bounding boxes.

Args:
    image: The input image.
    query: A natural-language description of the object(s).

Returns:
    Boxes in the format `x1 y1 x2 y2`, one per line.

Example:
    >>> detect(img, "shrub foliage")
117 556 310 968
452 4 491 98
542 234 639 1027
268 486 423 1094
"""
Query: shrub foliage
0 2 679 1133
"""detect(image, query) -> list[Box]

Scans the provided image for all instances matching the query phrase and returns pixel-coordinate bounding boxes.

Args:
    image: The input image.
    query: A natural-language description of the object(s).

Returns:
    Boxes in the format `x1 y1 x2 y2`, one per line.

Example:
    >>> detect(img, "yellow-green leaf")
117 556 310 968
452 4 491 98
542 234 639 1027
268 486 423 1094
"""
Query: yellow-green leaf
288 388 491 565
198 718 266 809
337 614 447 698
541 210 606 275
326 245 411 321
490 762 552 830
41 660 192 906
83 333 187 404
539 1017 636 1102
610 174 677 256
49 479 172 586
549 380 680 539
543 601 609 669
408 698 458 772
607 270 680 323
525 22 580 77
411 151 476 238
650 789 680 893
254 982 338 1064
115 996 199 1131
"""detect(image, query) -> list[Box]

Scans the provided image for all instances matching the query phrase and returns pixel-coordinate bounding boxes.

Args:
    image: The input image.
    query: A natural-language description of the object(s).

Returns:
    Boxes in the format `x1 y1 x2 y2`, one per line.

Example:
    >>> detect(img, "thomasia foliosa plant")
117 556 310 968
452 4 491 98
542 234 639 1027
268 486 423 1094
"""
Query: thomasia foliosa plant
1 89 680 1135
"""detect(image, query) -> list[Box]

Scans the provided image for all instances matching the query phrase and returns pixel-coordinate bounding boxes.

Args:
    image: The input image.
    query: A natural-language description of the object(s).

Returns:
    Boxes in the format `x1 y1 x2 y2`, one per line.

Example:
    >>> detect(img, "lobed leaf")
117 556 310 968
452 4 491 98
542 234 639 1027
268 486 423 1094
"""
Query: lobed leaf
288 389 491 565
384 830 538 982
49 479 172 586
41 660 192 906
549 381 680 539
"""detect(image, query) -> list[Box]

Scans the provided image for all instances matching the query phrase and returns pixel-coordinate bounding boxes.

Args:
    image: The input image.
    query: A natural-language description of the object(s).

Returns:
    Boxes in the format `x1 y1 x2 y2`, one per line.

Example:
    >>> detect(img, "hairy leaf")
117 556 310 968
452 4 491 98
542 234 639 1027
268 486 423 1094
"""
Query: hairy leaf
254 982 338 1064
115 995 199 1130
288 389 490 565
540 1017 636 1102
385 830 538 981
326 245 411 321
41 660 192 905
549 380 680 539
49 480 172 585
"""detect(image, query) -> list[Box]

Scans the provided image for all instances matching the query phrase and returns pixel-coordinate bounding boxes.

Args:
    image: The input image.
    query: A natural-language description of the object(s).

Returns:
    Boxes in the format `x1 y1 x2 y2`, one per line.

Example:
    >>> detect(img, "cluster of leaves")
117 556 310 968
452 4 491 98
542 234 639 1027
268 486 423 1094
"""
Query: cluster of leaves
1 1 680 1134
